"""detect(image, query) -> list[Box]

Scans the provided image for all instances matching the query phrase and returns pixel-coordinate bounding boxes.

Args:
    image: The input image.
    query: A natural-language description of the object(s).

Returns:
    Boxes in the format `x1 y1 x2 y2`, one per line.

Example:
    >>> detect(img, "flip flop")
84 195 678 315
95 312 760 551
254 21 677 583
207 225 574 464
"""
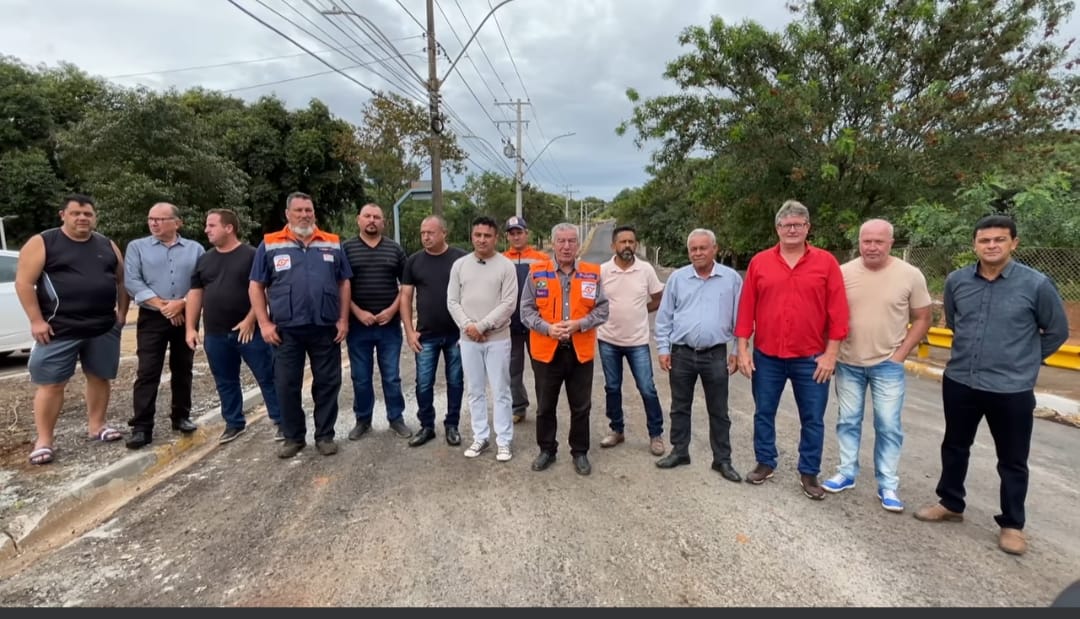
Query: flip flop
29 446 55 465
93 427 123 442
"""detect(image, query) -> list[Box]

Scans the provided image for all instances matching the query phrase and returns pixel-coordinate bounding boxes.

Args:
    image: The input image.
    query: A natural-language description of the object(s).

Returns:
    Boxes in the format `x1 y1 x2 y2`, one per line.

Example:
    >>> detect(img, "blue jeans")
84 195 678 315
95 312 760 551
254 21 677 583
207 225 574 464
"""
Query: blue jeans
415 332 463 429
751 349 830 475
204 330 282 429
347 322 406 422
598 340 664 438
834 359 906 491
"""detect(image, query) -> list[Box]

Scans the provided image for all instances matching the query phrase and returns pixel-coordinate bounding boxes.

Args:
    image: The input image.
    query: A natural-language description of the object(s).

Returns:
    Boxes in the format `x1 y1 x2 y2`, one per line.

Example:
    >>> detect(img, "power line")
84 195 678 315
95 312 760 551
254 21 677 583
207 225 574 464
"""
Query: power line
488 0 528 102
482 0 569 187
275 0 426 103
297 0 427 101
227 0 419 110
222 53 419 93
394 0 425 30
104 37 422 79
431 3 504 133
455 0 512 99
337 0 427 85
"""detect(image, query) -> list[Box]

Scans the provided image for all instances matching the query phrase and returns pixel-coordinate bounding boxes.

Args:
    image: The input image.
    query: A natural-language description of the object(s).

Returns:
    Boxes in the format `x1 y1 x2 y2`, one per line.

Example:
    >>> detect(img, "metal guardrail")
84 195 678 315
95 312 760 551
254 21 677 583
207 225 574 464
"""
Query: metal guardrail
925 327 1080 371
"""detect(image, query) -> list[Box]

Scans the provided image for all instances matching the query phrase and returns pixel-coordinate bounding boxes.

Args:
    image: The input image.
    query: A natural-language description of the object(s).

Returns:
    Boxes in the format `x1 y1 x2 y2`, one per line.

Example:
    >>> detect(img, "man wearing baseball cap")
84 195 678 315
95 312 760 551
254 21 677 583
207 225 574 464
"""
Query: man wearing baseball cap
503 216 548 424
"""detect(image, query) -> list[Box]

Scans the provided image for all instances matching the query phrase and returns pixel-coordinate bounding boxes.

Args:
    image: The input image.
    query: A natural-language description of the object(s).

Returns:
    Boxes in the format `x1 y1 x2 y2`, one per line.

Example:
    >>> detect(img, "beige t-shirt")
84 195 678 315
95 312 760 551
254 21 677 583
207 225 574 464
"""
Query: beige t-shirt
839 257 932 366
597 257 664 347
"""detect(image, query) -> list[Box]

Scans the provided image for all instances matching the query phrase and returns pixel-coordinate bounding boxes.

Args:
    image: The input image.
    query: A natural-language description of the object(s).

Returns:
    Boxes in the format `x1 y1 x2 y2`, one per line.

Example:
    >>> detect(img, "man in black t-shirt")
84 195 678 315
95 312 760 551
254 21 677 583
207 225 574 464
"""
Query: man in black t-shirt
185 209 282 444
400 215 468 447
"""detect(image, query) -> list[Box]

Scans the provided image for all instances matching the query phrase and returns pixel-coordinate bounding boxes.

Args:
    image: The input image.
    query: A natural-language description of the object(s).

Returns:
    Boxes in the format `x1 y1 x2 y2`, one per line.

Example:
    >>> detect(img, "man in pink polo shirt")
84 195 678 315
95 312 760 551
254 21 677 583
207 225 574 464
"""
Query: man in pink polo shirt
597 225 666 456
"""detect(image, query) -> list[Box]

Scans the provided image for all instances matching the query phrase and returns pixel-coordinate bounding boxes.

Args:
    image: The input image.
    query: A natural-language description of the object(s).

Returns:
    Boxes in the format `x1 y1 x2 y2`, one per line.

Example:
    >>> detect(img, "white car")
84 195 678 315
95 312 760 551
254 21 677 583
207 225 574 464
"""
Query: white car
0 249 34 357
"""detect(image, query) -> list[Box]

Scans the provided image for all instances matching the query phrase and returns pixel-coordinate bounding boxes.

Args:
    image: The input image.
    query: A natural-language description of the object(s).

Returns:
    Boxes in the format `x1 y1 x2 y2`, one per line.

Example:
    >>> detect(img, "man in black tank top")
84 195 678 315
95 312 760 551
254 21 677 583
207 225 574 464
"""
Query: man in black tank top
15 194 130 465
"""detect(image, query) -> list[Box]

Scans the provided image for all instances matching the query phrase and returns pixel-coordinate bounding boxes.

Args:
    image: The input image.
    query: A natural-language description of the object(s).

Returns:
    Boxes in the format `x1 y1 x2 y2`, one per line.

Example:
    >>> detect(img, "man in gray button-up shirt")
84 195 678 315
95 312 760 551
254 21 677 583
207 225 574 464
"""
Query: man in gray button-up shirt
124 202 205 449
915 215 1068 557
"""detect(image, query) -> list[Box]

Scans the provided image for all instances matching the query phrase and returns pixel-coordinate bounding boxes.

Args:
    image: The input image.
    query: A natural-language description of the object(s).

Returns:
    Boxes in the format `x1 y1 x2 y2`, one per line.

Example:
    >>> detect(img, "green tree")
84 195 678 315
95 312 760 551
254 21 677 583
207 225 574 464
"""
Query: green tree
56 89 248 247
618 0 1080 251
355 92 466 210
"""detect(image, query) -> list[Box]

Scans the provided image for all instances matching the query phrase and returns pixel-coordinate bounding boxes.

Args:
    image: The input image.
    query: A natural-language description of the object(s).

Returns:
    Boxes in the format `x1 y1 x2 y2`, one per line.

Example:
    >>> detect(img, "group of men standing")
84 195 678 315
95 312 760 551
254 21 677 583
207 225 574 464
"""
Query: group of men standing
17 192 1069 557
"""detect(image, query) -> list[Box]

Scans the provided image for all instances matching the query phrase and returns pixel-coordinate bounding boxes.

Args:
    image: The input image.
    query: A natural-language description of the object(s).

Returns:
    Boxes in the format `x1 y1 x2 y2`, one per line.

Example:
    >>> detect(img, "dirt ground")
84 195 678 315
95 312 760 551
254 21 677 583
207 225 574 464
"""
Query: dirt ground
0 311 258 530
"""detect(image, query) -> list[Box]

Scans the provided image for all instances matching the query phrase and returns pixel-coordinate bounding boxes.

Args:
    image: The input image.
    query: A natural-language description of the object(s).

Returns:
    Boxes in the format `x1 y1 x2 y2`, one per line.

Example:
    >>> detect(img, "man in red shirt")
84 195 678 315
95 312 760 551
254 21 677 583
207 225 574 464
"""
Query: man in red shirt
734 200 849 499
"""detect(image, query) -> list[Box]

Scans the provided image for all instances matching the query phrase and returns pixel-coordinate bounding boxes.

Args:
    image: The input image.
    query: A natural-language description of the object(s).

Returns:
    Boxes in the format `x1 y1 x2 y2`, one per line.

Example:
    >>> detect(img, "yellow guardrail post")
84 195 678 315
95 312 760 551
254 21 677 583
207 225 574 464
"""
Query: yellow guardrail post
922 326 1079 371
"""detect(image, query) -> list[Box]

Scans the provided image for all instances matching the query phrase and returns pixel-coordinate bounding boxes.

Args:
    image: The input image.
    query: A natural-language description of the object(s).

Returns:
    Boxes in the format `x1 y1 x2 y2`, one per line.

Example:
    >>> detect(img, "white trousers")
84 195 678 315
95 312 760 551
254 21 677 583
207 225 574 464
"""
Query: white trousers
459 338 513 448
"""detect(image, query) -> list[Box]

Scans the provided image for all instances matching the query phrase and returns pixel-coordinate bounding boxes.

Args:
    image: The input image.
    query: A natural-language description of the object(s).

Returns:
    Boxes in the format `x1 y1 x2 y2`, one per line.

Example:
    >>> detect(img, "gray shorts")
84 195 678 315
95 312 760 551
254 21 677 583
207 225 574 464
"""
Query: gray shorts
28 325 122 385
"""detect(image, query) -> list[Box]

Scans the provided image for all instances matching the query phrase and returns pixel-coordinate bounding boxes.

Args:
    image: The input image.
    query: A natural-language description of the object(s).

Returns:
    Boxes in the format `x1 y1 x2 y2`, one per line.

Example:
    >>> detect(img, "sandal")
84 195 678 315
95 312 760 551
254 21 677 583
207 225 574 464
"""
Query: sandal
29 446 55 465
93 427 123 442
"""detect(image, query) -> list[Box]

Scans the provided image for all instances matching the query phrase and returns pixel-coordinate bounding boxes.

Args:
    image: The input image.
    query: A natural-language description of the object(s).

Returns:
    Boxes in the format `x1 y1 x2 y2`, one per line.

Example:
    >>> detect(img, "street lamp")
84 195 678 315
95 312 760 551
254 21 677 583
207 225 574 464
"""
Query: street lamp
514 131 575 218
0 215 18 251
322 0 518 215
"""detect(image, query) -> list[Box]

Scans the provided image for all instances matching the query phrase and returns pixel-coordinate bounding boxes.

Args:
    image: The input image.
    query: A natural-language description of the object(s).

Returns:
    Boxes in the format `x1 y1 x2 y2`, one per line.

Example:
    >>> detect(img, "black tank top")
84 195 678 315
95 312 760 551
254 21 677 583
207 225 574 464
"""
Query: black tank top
36 228 119 339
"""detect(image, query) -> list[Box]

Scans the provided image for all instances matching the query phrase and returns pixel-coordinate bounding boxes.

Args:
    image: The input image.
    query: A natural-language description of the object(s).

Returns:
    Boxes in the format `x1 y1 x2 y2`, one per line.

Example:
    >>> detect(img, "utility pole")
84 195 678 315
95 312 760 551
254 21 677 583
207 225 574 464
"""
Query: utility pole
315 1 520 216
495 99 530 218
563 186 576 221
425 0 444 215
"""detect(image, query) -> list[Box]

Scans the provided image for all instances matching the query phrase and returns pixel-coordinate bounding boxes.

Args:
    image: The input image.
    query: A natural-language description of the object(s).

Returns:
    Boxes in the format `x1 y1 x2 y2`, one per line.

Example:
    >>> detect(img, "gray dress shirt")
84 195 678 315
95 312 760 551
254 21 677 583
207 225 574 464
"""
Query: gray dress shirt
943 260 1069 393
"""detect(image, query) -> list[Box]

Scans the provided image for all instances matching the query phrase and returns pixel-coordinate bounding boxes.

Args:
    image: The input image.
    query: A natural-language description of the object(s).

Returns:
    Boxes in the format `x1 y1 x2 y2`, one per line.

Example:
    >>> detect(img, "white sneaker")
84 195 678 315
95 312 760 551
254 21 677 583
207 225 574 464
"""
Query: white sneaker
464 439 489 458
496 445 512 462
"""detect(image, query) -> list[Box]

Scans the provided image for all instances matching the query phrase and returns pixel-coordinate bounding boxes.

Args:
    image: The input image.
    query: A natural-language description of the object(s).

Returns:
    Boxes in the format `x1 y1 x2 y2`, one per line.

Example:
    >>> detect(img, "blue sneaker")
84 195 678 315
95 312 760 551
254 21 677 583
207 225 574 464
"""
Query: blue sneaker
822 473 856 493
878 488 905 513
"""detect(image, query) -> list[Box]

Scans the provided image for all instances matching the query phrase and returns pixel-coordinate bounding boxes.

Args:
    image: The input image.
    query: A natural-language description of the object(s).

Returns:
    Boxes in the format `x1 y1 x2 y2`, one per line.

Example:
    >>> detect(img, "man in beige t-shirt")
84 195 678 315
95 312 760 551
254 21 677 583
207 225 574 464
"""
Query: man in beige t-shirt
596 225 666 456
822 219 932 513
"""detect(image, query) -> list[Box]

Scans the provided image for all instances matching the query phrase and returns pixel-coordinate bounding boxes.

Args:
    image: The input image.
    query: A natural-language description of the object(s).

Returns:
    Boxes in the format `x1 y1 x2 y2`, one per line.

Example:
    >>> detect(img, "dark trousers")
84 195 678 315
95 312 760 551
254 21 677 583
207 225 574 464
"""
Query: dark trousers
129 309 194 432
510 330 532 415
938 375 1035 530
533 346 593 456
669 344 732 463
276 325 342 444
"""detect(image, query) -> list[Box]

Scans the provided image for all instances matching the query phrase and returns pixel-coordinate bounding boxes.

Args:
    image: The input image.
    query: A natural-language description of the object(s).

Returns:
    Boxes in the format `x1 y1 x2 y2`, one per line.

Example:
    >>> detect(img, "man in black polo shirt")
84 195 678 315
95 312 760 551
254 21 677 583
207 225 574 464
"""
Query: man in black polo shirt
400 215 467 447
342 203 412 440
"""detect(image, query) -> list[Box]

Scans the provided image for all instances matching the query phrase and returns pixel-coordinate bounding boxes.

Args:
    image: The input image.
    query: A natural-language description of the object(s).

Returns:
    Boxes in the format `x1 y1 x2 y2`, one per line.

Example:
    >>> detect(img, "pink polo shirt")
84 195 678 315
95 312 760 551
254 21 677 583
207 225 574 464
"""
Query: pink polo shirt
597 257 664 347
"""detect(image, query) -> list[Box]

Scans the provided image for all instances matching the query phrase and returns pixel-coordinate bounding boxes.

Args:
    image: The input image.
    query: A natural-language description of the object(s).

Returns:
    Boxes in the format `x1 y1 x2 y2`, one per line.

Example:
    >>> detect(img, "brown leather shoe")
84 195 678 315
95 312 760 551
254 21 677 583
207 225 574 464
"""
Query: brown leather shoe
744 463 774 484
913 503 964 523
999 528 1027 555
649 436 665 456
599 432 625 448
799 474 826 500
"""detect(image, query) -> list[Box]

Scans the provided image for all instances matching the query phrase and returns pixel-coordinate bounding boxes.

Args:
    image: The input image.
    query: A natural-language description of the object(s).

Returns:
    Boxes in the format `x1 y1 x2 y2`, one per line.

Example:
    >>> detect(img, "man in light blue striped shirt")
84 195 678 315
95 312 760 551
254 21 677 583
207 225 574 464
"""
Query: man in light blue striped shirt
653 229 743 482
124 202 205 449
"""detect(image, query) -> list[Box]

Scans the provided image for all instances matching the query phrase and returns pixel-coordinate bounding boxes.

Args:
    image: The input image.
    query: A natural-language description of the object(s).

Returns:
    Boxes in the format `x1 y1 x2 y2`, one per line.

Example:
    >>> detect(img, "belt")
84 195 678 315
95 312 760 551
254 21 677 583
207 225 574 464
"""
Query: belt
673 343 725 354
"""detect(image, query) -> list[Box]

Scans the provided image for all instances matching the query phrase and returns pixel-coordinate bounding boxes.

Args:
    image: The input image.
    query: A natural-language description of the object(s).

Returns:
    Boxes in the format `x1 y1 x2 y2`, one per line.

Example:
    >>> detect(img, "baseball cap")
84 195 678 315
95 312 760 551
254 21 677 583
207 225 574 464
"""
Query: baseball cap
505 216 528 231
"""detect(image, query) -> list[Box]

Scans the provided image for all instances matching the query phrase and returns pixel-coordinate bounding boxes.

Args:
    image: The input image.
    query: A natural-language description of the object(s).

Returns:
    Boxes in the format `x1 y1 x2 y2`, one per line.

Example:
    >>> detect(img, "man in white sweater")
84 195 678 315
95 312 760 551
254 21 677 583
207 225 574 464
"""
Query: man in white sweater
447 215 519 461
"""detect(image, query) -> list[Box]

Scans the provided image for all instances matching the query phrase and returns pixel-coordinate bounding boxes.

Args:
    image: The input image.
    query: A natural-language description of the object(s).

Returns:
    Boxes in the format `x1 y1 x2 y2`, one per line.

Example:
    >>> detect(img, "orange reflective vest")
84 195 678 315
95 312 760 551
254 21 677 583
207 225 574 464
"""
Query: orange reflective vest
528 260 601 363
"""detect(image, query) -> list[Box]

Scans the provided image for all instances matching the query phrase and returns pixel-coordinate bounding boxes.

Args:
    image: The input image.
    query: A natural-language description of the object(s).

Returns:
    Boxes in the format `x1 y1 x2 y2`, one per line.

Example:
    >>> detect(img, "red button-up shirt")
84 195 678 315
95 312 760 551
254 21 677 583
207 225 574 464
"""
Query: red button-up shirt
734 243 849 359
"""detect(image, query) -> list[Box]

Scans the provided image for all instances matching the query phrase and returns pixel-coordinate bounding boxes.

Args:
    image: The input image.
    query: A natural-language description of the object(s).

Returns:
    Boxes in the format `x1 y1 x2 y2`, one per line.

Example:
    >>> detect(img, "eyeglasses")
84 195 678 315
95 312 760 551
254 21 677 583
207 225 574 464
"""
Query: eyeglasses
776 222 808 231
147 217 177 224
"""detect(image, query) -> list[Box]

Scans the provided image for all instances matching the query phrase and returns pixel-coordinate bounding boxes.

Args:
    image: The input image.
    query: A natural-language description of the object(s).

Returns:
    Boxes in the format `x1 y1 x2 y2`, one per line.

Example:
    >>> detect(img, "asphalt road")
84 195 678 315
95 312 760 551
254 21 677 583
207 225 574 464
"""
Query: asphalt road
1 225 1077 607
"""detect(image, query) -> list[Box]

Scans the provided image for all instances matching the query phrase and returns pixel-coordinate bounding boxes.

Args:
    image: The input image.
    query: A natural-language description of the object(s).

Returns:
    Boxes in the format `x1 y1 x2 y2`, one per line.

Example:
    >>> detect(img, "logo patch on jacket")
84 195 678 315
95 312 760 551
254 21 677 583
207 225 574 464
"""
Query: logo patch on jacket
274 255 292 272
581 281 597 300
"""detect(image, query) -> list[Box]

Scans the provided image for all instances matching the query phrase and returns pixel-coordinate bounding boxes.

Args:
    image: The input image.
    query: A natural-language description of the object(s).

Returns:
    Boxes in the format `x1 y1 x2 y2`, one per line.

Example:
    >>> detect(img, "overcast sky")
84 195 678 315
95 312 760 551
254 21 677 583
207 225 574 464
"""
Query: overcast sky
3 0 1077 203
